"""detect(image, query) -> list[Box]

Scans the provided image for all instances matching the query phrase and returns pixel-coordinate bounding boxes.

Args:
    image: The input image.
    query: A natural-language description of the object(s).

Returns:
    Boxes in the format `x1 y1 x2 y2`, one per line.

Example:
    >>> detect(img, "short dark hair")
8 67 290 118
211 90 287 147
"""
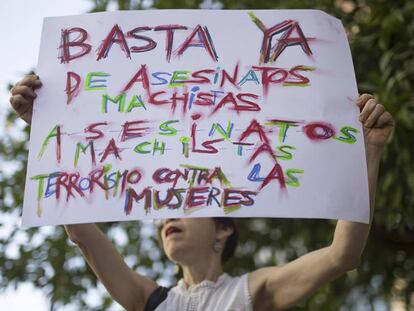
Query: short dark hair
155 218 239 264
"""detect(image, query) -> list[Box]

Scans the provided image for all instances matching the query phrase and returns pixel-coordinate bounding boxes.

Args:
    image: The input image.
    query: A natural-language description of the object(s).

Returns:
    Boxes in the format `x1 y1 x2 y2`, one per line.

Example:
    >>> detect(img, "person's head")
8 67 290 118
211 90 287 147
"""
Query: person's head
156 217 239 266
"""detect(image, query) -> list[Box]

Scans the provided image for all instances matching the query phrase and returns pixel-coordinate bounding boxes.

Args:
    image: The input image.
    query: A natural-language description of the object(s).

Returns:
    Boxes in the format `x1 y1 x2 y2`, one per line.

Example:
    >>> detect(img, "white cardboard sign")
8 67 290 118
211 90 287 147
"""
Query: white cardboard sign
23 10 369 227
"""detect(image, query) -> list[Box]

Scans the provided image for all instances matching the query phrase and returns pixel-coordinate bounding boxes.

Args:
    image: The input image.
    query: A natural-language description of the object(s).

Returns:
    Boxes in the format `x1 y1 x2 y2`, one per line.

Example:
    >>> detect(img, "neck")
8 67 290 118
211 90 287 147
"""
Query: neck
180 256 223 287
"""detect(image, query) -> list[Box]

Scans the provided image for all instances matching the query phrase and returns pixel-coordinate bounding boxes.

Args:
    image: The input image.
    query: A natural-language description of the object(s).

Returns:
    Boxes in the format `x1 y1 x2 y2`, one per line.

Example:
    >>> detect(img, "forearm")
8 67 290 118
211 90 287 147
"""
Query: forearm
65 223 125 266
64 224 128 286
64 223 155 310
330 148 382 267
64 223 130 283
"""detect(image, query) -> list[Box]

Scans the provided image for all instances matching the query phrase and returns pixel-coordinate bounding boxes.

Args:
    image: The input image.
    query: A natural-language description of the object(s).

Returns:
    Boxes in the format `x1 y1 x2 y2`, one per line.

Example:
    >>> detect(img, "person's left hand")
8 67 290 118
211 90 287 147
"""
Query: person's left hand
357 94 394 155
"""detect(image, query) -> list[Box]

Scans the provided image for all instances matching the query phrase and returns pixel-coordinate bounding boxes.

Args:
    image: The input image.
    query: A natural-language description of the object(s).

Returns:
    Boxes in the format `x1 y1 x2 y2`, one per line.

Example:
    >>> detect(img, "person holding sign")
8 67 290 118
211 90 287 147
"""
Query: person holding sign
10 74 394 310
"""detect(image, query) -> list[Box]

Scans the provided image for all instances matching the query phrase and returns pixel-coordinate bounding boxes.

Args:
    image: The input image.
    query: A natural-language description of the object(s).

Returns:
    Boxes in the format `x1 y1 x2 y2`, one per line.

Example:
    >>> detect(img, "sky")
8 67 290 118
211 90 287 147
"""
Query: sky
0 0 92 112
0 2 104 310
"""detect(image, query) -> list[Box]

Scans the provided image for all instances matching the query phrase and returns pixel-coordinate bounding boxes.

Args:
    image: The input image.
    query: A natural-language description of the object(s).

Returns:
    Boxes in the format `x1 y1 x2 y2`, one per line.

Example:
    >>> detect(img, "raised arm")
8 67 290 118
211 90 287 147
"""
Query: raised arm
10 75 158 311
65 224 157 311
249 94 394 310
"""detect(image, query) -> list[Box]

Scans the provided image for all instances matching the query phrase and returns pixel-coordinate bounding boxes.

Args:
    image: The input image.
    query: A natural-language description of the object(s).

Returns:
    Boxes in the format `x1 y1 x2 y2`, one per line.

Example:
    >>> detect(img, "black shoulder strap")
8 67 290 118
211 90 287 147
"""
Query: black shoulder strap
144 286 171 311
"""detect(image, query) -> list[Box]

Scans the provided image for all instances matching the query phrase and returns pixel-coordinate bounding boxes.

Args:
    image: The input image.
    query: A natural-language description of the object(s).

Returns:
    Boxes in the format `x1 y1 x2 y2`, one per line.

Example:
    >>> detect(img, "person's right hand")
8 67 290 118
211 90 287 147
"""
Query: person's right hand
9 74 42 125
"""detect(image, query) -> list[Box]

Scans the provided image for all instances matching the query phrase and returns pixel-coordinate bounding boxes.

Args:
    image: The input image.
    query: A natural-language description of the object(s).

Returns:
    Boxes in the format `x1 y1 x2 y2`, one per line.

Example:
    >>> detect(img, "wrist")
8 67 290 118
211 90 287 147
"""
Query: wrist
365 145 383 163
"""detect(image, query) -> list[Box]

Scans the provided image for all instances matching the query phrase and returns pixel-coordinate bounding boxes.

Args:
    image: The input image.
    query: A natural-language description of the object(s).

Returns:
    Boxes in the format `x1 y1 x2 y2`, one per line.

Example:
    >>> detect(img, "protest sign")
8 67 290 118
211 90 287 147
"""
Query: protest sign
23 10 369 227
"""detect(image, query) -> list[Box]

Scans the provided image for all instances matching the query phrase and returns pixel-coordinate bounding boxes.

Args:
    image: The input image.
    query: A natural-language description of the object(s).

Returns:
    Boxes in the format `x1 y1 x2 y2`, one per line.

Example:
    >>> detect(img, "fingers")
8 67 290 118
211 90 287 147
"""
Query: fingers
364 102 385 127
14 74 42 89
375 111 394 128
11 85 37 99
356 93 374 110
10 94 33 124
9 75 41 125
10 94 31 114
359 98 377 123
10 75 42 103
357 93 393 129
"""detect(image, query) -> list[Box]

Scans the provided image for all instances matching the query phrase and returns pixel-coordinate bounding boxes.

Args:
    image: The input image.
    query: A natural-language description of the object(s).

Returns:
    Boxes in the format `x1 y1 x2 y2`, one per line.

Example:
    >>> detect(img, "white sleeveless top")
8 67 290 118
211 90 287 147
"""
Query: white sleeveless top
155 273 253 311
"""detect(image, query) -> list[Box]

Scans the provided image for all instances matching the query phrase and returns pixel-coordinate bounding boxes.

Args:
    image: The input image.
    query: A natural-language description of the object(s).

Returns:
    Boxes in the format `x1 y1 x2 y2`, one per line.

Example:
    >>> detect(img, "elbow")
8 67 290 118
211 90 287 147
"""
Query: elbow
333 254 361 273
341 257 360 272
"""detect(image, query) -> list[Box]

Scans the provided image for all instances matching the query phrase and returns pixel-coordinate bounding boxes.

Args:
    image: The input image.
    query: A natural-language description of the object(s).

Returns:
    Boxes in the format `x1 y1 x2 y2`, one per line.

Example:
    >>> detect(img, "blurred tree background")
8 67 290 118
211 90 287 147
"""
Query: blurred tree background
1 0 413 310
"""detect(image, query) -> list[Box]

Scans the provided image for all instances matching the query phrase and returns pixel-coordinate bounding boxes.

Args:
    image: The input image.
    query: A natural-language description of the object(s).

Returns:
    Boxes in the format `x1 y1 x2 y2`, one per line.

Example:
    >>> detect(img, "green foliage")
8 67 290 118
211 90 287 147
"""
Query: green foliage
0 0 413 310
